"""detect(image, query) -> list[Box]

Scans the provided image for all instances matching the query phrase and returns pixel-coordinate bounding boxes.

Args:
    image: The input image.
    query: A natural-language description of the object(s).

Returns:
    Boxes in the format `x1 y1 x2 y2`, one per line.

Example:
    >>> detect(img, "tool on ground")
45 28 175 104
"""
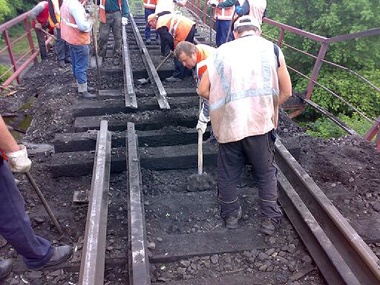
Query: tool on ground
25 171 63 235
39 28 57 41
187 99 216 192
137 51 173 85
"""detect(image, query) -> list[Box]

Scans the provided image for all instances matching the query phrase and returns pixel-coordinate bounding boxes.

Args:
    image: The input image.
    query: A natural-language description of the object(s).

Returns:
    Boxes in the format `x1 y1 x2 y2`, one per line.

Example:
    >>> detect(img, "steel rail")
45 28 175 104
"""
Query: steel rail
127 122 151 285
129 15 170 109
78 120 112 285
122 24 137 108
275 139 380 285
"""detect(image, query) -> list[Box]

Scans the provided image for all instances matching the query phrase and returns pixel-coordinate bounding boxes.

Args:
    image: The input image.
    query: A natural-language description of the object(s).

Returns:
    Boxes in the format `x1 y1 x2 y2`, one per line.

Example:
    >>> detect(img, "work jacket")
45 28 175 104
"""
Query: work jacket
207 35 279 143
214 0 234 21
30 1 50 29
99 0 122 23
61 0 92 45
143 0 157 10
195 44 215 79
156 13 195 50
48 0 62 27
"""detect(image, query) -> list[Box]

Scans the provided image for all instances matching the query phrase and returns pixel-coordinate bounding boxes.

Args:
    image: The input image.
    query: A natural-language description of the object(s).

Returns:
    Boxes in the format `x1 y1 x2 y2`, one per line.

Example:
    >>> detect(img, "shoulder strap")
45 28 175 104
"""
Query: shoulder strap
273 43 280 68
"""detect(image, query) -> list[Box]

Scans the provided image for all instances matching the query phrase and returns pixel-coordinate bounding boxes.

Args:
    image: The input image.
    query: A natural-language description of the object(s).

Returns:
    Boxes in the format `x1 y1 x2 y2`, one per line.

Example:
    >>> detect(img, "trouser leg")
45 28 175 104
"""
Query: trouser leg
55 28 65 62
243 131 282 222
35 29 47 60
110 11 122 57
144 9 155 40
70 44 89 84
98 22 110 58
217 141 245 218
0 161 53 269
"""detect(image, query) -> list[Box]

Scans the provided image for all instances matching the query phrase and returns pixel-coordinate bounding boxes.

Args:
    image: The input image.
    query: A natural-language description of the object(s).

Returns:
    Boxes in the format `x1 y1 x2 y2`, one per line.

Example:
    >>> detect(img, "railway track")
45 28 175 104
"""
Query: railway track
3 8 380 285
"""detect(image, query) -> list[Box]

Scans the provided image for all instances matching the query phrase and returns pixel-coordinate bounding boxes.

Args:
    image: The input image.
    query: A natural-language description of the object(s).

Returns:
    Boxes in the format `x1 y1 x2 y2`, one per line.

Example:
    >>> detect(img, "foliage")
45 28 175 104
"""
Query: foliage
0 0 38 23
0 63 11 85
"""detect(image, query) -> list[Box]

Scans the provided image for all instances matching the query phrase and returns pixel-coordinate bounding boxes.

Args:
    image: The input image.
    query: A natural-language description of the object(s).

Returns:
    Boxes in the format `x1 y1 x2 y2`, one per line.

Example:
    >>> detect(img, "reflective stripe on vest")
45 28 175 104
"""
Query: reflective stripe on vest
143 0 157 9
60 3 90 45
215 0 235 21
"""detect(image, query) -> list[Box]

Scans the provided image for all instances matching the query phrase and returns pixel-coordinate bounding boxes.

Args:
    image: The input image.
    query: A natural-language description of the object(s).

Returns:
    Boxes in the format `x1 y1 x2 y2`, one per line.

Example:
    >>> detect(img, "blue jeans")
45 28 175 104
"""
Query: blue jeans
0 159 53 269
215 19 233 47
55 28 71 62
217 130 282 222
69 44 89 84
144 8 155 40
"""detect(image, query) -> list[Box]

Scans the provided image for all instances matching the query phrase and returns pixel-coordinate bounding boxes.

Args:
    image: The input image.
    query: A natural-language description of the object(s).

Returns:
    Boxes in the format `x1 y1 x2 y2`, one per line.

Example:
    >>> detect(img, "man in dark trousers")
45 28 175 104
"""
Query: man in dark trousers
0 115 72 280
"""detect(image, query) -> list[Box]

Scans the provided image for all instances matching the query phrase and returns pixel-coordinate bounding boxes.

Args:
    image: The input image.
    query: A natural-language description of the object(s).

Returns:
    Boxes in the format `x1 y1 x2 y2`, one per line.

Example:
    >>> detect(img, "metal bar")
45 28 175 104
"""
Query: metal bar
129 15 170 109
275 139 380 284
121 24 137 108
78 120 111 285
127 122 151 285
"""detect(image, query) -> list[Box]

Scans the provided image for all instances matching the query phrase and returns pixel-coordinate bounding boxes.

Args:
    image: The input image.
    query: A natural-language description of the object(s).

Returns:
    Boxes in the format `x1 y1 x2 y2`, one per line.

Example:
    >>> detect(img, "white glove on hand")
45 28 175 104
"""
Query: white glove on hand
6 145 32 173
34 23 42 30
122 17 128 25
207 0 218 7
196 111 210 134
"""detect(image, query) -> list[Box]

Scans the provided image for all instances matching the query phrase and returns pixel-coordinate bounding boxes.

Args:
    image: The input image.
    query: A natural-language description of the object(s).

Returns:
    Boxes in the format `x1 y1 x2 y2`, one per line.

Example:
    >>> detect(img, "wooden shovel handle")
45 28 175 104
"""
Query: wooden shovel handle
198 129 203 175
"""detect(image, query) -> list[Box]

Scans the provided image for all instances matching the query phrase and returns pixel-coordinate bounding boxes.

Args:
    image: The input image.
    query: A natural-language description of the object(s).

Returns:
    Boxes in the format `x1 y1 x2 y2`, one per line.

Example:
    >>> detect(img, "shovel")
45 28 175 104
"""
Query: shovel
137 51 173 84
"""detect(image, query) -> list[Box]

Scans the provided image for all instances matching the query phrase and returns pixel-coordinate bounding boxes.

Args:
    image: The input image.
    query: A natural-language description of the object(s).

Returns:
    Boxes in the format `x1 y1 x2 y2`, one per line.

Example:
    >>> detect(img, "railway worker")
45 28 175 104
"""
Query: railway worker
174 41 216 140
61 0 96 99
143 0 157 44
197 16 292 234
30 1 55 61
147 12 196 82
0 115 72 279
207 0 235 47
48 0 72 68
97 0 130 65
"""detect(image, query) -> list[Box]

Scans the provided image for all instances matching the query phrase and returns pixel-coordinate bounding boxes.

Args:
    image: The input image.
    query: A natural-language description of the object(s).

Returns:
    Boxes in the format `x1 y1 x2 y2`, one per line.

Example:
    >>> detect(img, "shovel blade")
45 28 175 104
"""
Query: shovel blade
90 56 103 68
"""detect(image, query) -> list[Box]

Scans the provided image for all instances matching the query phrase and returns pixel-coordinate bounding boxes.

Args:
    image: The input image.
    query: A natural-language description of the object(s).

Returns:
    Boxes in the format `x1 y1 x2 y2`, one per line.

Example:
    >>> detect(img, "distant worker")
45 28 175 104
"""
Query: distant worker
197 16 292 234
207 0 235 46
0 115 72 280
97 0 130 65
143 0 157 44
48 0 72 68
147 13 196 82
174 41 215 137
61 0 96 99
155 0 187 14
30 1 55 61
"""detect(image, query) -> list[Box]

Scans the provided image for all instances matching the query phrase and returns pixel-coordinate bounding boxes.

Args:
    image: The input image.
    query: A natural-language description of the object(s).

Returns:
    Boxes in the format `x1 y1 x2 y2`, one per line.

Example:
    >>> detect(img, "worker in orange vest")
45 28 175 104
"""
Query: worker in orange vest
147 12 196 82
143 0 157 44
30 1 55 61
207 0 235 46
97 0 130 65
48 0 72 68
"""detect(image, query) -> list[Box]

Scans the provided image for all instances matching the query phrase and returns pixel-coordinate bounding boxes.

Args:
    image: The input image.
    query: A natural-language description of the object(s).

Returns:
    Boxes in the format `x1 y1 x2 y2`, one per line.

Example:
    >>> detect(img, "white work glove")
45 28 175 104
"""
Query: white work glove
122 17 128 25
6 145 32 173
207 0 218 7
34 23 42 30
196 111 210 134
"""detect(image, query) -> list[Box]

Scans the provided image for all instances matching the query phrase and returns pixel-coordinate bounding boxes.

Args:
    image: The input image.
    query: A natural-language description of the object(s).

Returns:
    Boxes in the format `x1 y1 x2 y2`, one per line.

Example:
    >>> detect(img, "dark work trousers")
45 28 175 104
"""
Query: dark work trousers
0 159 53 269
144 8 156 41
34 29 48 60
172 25 197 79
217 130 282 222
55 28 71 62
215 19 233 47
98 11 122 58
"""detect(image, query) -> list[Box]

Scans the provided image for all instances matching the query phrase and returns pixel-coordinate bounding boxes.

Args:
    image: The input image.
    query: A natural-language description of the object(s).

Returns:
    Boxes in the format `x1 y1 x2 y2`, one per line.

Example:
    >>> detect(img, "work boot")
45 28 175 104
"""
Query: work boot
224 206 242 229
65 58 72 64
260 217 276 235
32 245 73 270
78 82 97 99
58 60 65 68
0 259 14 279
145 38 151 45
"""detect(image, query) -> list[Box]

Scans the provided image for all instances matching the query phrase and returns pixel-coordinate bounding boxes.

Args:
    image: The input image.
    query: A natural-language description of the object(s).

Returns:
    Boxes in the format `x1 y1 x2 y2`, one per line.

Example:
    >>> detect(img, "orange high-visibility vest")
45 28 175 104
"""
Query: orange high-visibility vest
99 0 123 23
195 44 215 79
143 0 157 10
214 0 235 21
48 0 61 27
156 14 195 48
60 2 90 45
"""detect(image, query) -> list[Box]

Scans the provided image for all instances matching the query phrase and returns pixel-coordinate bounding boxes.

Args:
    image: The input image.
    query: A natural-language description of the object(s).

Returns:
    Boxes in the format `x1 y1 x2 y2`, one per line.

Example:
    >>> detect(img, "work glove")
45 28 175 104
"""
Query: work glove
196 110 210 134
34 23 42 30
122 17 129 25
207 0 218 7
6 145 32 173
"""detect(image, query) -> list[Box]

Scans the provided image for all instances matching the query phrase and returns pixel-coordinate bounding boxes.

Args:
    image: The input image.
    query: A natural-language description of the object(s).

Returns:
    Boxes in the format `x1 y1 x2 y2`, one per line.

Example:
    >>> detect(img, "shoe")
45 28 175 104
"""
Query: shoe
165 76 182 82
0 259 14 279
145 38 151 45
34 245 72 270
65 58 72 64
260 217 276 235
58 60 65 68
225 207 242 229
79 91 97 99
